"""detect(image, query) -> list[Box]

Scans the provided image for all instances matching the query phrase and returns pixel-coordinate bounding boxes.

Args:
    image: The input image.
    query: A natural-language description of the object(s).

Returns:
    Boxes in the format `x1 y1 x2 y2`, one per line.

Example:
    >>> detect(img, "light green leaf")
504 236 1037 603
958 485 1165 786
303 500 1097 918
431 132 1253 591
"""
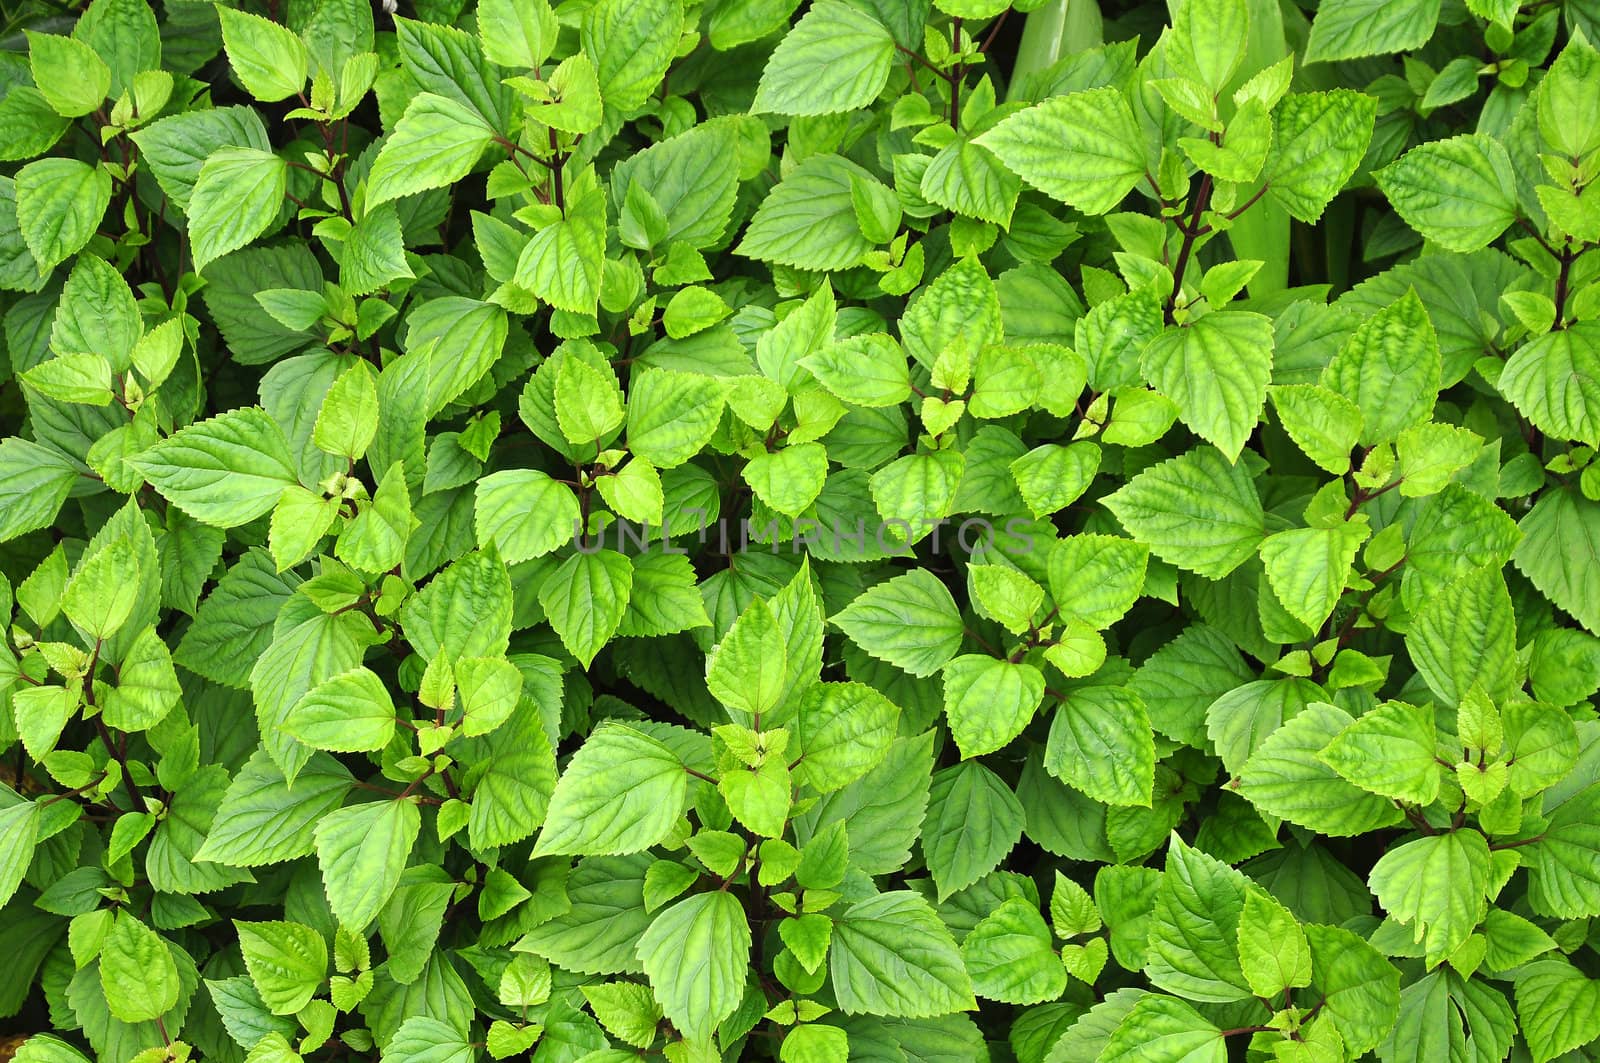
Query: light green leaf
976 88 1145 215
1407 567 1516 706
752 0 894 116
538 549 633 667
1141 312 1273 462
474 469 580 563
515 185 606 315
15 157 112 273
1258 521 1365 631
1368 830 1491 965
1100 994 1225 1063
1304 0 1441 63
1236 890 1311 999
1103 446 1265 579
188 147 287 272
943 654 1046 759
368 93 494 205
832 569 964 678
130 408 299 527
626 368 727 468
961 897 1065 1005
217 7 308 101
830 891 976 1017
795 681 899 793
1044 685 1155 807
314 798 422 930
99 914 180 1023
1375 135 1517 253
534 723 687 856
1318 700 1440 805
236 920 327 1015
635 890 750 1043
1499 322 1600 448
1238 702 1405 836
1320 288 1440 445
283 667 396 752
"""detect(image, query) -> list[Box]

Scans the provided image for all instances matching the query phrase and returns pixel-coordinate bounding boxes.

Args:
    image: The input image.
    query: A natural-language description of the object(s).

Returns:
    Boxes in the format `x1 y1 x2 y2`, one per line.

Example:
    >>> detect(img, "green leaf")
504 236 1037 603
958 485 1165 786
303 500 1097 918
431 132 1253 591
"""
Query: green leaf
1238 702 1405 836
381 1017 474 1063
635 890 750 1043
582 0 683 113
0 438 79 543
976 88 1145 215
1236 893 1311 1004
752 0 894 116
1103 446 1265 579
130 408 299 527
1304 0 1440 63
795 681 899 792
1499 322 1600 447
1258 521 1366 631
1141 312 1273 461
477 0 557 69
217 7 309 102
539 548 633 667
100 914 180 1023
474 469 579 563
1318 700 1440 805
1407 567 1516 706
1305 924 1399 1056
515 185 606 315
802 334 912 408
236 920 327 1015
626 368 727 468
188 147 288 272
1516 961 1600 1063
1515 487 1600 636
0 799 40 910
943 654 1046 759
314 798 422 930
745 443 829 518
1368 830 1491 965
15 157 111 272
194 750 352 867
26 32 111 118
368 93 494 206
830 891 976 1017
1044 685 1156 807
832 569 964 678
534 723 687 856
1145 835 1252 1003
1010 442 1099 519
283 666 396 752
738 154 881 270
922 762 1024 901
1267 91 1379 218
961 897 1065 1005
1100 994 1225 1063
1375 135 1517 253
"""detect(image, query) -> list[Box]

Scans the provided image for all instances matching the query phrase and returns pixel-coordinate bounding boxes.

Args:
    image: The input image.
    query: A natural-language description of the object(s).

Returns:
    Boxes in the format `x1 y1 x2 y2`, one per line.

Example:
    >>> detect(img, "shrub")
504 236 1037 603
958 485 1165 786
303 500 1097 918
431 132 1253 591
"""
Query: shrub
2 0 1600 1059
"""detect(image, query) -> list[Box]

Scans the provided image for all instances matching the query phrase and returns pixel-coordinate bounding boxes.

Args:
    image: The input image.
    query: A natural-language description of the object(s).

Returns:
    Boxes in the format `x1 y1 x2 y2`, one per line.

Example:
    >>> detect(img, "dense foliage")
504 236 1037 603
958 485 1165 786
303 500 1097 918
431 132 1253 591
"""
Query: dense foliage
2 0 1600 1058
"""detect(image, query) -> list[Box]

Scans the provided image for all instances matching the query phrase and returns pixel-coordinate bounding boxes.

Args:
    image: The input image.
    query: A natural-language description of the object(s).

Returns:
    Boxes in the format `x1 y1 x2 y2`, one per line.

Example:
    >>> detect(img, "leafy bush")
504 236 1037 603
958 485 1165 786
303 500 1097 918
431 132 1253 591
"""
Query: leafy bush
2 0 1600 1058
